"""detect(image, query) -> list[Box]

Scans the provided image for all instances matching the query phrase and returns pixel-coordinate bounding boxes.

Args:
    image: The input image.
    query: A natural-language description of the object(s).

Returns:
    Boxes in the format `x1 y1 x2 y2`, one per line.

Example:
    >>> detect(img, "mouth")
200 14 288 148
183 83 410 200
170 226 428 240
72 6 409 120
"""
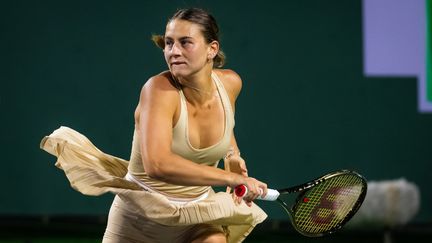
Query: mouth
170 61 186 67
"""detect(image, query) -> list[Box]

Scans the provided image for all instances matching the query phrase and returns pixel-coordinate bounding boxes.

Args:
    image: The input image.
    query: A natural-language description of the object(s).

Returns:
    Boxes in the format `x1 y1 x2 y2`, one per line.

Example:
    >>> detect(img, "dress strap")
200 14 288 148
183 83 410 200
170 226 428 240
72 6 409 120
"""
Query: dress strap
212 72 235 125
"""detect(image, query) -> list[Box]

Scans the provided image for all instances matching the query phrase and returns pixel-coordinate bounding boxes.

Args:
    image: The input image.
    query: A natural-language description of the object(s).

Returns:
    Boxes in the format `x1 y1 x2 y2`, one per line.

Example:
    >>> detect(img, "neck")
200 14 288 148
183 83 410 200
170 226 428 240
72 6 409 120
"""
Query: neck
174 69 217 105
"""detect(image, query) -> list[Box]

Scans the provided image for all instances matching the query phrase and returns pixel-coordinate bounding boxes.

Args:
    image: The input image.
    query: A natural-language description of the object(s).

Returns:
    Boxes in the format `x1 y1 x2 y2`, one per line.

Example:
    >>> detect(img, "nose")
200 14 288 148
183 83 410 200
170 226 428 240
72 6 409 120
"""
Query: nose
169 42 181 56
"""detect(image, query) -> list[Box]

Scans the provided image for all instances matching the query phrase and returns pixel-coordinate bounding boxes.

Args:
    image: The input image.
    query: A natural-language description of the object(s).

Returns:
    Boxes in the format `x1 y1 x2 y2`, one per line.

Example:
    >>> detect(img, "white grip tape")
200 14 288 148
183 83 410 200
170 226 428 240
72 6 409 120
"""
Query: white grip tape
235 185 280 201
259 188 280 201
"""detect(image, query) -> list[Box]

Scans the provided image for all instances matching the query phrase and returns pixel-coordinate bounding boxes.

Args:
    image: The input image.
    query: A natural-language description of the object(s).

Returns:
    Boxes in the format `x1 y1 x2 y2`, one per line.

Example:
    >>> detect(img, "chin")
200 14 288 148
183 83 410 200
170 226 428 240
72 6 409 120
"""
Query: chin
169 68 192 78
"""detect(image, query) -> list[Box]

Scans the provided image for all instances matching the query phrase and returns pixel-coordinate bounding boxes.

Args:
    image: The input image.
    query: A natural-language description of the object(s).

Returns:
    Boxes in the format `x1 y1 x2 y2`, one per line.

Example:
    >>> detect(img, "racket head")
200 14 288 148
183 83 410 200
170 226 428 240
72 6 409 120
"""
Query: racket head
280 170 367 237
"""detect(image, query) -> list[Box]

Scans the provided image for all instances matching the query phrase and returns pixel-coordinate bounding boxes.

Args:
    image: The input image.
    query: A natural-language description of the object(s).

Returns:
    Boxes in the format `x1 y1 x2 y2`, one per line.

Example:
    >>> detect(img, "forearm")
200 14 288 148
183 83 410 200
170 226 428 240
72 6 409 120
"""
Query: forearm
145 152 244 188
224 134 244 174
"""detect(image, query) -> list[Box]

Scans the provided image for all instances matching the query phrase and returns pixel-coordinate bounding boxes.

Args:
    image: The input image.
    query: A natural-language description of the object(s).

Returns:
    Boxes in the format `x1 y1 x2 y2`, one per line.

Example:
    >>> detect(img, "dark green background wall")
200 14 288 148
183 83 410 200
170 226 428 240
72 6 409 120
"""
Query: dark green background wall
1 0 431 222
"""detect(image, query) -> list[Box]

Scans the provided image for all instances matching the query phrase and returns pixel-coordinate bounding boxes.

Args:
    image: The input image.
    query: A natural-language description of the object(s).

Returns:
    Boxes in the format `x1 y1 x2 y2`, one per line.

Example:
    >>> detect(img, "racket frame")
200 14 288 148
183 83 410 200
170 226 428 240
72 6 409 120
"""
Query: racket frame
275 170 367 237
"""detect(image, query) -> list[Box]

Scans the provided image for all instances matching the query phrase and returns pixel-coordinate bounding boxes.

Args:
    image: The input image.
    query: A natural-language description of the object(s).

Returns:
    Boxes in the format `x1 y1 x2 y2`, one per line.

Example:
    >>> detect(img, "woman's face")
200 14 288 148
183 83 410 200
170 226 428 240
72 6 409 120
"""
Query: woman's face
164 19 213 78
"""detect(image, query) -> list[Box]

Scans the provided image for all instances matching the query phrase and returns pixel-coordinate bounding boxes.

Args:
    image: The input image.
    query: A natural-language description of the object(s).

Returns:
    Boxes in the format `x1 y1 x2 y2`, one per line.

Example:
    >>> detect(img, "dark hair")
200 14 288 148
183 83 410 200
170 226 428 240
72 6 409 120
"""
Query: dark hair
152 8 225 68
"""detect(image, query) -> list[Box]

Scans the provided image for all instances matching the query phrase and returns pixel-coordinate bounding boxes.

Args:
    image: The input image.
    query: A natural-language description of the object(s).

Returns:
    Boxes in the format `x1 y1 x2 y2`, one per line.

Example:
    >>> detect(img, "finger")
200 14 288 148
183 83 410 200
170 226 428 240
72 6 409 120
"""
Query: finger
237 196 243 204
257 187 264 197
232 194 241 205
253 185 264 200
226 186 232 193
260 182 268 197
256 186 267 198
249 189 259 201
254 184 262 197
262 186 268 197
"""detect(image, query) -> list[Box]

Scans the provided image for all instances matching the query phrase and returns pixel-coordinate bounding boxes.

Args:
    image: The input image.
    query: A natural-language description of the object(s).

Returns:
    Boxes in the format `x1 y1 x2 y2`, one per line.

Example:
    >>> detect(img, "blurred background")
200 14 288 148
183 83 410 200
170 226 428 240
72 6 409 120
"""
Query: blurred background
1 0 431 242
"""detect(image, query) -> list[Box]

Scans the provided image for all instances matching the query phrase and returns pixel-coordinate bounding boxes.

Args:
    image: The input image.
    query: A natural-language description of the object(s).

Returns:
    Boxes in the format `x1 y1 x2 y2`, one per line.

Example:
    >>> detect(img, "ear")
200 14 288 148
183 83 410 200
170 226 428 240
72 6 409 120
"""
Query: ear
208 40 220 59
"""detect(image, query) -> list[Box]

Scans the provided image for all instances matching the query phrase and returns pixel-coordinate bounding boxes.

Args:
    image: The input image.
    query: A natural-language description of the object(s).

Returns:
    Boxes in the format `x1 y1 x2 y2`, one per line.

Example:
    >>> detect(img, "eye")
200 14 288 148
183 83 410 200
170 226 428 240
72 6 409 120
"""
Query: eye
181 40 192 47
165 39 173 47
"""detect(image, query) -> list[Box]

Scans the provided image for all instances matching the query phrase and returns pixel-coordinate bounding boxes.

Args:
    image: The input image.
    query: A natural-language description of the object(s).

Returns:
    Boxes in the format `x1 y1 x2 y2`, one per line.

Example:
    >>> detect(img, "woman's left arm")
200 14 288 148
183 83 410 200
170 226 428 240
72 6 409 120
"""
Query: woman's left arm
217 69 252 203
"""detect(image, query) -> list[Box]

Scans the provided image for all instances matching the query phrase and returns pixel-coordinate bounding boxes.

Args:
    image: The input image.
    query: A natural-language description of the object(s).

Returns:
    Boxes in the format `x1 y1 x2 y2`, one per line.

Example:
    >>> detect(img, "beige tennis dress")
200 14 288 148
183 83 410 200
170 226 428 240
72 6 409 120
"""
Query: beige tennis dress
40 72 267 243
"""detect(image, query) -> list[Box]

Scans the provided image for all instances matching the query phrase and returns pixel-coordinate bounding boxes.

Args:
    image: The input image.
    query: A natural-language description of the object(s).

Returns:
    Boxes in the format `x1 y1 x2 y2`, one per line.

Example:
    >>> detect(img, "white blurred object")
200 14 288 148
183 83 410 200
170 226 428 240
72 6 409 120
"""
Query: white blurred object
348 178 420 228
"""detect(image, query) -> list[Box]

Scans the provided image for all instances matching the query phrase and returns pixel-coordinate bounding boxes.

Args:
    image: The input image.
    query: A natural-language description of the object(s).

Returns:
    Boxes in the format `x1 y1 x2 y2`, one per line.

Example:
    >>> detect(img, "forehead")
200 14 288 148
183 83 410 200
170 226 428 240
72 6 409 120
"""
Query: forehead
165 19 203 39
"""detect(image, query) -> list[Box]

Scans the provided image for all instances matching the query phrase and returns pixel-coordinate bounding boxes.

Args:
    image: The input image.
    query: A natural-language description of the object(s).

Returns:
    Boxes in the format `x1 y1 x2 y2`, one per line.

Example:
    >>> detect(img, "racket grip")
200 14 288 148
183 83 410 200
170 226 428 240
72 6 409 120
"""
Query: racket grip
234 185 280 201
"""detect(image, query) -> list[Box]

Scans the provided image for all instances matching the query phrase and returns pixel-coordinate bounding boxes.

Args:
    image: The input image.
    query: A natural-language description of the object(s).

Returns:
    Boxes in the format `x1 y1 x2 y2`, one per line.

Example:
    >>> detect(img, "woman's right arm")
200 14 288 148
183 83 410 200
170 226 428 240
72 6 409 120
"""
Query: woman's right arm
136 75 266 201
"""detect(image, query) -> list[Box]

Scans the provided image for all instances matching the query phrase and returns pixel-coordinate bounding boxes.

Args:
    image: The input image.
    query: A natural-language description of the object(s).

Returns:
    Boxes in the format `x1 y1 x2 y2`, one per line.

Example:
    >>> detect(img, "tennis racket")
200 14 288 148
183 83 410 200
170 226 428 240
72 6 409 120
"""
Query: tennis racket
235 170 367 237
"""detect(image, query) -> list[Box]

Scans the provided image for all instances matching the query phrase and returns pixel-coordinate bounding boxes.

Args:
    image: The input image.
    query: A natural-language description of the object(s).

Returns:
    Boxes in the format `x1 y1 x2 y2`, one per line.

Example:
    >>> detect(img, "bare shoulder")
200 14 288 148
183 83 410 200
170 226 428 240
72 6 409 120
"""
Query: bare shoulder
135 71 179 119
142 71 178 93
213 69 242 98
139 71 179 101
134 71 180 125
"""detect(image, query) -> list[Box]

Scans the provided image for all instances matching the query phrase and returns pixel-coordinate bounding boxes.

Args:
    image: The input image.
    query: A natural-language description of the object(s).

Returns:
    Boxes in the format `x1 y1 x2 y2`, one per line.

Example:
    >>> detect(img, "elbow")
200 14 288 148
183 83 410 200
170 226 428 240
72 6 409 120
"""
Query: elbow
143 156 169 180
145 165 164 180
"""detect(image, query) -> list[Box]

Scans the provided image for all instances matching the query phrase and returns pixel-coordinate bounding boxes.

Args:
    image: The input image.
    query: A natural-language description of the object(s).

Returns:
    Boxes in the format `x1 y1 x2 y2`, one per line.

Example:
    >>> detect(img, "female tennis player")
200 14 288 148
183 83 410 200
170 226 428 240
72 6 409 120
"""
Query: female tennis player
41 7 268 243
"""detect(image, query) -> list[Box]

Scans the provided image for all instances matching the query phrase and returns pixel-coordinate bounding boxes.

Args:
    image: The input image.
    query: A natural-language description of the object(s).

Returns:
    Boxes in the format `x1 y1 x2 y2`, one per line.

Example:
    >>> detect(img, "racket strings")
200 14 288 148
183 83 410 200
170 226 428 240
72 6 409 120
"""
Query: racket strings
292 174 364 235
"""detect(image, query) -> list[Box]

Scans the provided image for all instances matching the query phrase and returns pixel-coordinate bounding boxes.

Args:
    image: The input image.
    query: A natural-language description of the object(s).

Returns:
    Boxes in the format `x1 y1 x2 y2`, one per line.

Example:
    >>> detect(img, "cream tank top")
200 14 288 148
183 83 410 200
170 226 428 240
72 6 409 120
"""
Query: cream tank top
127 72 235 198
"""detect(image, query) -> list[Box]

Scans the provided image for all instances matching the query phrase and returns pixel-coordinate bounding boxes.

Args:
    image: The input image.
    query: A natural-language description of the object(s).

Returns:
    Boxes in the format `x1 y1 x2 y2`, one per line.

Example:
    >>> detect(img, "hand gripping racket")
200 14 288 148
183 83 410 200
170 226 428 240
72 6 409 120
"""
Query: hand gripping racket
235 170 367 237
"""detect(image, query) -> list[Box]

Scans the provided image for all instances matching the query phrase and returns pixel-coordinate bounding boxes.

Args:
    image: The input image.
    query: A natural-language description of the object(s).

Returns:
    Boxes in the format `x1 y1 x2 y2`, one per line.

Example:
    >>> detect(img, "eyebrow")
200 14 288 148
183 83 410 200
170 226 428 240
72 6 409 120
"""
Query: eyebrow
165 36 194 41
